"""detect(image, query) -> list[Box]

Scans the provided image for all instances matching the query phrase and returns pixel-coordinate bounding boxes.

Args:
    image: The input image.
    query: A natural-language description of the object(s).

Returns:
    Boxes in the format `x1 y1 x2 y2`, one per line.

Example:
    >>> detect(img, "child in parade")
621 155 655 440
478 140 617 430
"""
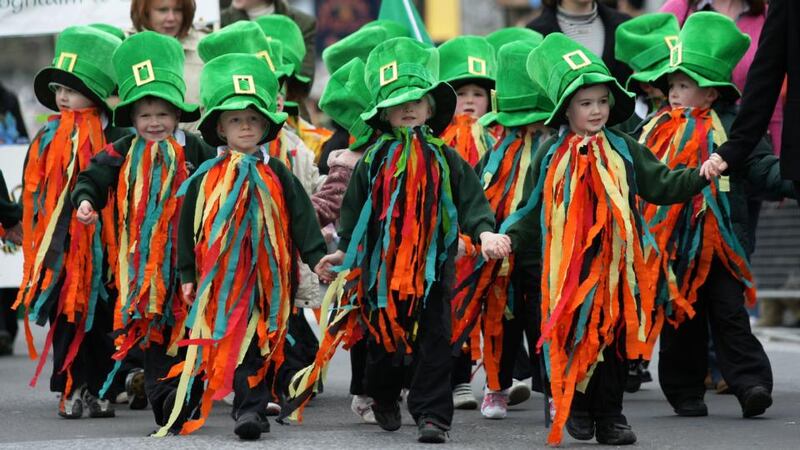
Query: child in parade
71 31 213 432
14 26 126 419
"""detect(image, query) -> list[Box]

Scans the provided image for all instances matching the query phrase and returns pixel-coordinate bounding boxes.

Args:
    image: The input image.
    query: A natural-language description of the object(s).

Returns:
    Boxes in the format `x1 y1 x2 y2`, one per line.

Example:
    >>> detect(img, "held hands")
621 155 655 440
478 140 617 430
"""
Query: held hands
315 250 344 283
181 283 195 307
699 153 728 181
479 232 512 260
76 200 99 224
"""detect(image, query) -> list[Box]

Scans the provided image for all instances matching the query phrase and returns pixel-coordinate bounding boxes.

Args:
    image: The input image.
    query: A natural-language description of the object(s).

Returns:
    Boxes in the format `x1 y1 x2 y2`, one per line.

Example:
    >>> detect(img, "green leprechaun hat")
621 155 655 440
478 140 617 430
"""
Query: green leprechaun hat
652 11 750 100
323 25 387 75
112 31 200 127
320 58 374 150
361 37 456 135
34 25 122 115
255 14 309 84
614 13 680 90
527 33 634 127
361 19 411 40
485 27 543 53
438 35 496 91
479 40 553 128
198 53 287 147
198 21 291 81
89 23 127 42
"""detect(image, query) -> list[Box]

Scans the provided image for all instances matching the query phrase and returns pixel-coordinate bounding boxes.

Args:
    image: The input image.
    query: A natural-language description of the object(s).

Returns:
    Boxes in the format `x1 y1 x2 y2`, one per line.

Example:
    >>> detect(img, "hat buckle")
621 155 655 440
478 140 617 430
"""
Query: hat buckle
379 61 398 87
563 50 591 71
233 75 256 94
490 88 498 114
257 50 277 73
133 60 156 86
468 56 487 76
56 52 78 73
665 36 682 67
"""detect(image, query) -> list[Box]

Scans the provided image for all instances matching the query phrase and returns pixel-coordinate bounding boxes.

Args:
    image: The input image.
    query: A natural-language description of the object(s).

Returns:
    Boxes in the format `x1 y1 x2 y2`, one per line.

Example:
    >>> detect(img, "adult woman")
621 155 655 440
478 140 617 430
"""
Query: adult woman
130 0 204 107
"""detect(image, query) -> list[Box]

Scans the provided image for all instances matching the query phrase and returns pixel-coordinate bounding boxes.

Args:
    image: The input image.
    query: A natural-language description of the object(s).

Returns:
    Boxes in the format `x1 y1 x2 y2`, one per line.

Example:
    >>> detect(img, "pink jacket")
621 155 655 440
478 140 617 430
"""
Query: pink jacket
660 0 785 154
311 148 363 228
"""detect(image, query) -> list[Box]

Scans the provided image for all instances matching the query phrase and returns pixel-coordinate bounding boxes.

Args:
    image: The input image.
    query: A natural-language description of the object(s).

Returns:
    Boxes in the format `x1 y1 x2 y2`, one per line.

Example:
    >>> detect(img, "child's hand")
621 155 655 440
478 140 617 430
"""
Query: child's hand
181 283 195 306
4 223 22 246
479 232 512 260
76 200 98 224
700 154 728 180
315 250 344 283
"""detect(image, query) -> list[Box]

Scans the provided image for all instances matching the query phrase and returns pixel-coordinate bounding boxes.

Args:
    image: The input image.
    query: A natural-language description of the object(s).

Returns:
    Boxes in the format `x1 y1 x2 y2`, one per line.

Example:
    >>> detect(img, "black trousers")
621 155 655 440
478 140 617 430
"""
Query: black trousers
496 263 545 393
232 338 270 420
451 350 472 387
659 257 773 407
271 308 320 402
571 343 627 424
0 287 19 341
49 291 116 398
365 285 454 428
350 337 368 395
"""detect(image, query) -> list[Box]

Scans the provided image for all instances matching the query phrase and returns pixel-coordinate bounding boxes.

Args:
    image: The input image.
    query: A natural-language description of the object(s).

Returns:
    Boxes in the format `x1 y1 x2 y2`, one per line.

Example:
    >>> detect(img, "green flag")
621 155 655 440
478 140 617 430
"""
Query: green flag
378 0 433 45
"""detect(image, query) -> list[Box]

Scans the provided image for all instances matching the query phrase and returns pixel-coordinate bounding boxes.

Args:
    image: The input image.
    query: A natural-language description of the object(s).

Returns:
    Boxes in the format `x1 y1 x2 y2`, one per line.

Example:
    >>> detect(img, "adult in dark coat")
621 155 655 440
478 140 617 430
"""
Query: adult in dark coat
526 0 632 87
706 0 800 193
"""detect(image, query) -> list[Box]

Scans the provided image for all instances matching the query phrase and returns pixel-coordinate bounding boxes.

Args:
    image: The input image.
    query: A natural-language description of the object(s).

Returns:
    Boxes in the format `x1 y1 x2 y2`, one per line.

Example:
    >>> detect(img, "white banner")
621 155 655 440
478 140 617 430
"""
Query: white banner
0 0 220 37
0 145 25 288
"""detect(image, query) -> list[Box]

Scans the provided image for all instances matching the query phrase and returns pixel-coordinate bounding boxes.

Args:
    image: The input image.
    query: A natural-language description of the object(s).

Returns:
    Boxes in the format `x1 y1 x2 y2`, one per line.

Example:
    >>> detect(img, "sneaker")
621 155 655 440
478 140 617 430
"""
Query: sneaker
372 400 402 431
674 398 708 417
417 418 448 443
548 397 557 420
452 383 477 410
234 412 269 440
566 415 594 440
351 395 377 423
595 421 637 445
125 368 147 410
82 388 115 418
480 391 508 419
625 361 643 393
58 391 83 419
265 402 281 416
223 392 235 406
740 385 772 418
114 392 129 404
507 379 531 406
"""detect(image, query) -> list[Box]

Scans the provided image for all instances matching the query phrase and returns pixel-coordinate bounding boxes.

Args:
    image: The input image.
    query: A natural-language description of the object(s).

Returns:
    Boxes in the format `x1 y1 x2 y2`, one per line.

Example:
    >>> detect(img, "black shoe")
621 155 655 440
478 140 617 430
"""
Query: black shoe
595 421 637 445
417 419 448 443
162 389 188 428
566 415 594 441
82 388 115 418
625 361 642 393
125 368 147 410
674 398 708 417
740 385 772 418
234 412 269 440
372 401 402 432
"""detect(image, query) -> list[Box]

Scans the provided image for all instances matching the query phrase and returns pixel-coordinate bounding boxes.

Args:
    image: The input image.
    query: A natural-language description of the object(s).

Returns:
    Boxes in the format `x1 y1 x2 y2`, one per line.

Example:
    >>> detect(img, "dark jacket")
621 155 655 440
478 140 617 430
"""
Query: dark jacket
0 83 28 144
0 170 21 228
716 0 800 180
526 2 632 87
220 0 317 88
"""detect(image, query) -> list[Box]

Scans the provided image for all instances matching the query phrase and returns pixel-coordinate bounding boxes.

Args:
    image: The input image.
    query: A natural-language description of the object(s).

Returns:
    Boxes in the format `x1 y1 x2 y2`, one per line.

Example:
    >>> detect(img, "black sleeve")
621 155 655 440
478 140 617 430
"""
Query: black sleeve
337 158 368 253
716 0 787 169
177 177 200 284
450 151 496 241
0 170 21 228
71 136 131 210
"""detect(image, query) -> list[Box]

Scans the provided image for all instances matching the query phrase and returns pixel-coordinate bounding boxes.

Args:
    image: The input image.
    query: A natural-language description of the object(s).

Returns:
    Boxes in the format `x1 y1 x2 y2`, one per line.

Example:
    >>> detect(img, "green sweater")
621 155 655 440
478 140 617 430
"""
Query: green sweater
70 132 215 210
0 169 21 228
338 140 497 255
177 153 327 284
507 127 709 267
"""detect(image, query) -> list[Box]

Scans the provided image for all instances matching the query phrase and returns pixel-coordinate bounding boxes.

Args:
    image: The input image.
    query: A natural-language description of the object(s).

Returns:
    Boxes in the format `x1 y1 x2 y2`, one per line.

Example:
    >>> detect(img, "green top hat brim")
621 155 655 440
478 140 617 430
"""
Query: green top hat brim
113 88 200 128
361 81 456 136
348 119 374 150
479 108 550 128
625 65 668 91
34 67 112 117
546 72 634 127
653 65 741 101
198 98 288 148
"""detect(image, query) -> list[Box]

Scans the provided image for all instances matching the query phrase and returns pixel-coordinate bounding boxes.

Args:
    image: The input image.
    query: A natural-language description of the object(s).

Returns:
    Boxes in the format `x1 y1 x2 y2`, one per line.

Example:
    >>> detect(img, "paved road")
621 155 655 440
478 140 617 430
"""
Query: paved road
0 321 798 449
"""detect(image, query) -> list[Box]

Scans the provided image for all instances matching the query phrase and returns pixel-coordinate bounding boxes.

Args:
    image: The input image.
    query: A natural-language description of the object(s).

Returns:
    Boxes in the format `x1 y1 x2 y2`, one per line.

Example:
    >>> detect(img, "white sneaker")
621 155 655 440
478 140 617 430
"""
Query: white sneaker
453 383 478 410
507 379 531 406
481 391 508 419
265 402 281 416
223 392 235 406
351 395 377 424
548 397 556 420
114 392 129 404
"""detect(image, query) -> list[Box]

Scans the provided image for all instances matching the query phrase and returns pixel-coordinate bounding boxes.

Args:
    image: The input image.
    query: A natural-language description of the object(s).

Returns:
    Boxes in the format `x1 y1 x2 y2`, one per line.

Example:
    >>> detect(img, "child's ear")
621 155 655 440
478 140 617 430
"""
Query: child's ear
707 88 720 104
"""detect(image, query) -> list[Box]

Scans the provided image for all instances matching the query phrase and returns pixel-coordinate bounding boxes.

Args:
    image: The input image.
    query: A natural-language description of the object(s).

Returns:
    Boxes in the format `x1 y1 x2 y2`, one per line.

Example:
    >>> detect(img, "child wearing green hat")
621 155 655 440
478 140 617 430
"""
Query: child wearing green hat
636 12 781 421
13 25 128 419
71 30 213 432
452 36 555 421
160 52 326 440
279 36 511 444
503 33 710 446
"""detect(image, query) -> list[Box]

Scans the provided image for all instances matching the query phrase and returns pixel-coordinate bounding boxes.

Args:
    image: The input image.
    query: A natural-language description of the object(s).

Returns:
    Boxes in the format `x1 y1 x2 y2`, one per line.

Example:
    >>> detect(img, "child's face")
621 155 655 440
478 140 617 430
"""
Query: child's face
132 97 179 142
54 84 95 111
455 83 489 118
565 84 610 136
217 108 269 154
277 92 285 113
385 97 432 128
668 72 718 109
